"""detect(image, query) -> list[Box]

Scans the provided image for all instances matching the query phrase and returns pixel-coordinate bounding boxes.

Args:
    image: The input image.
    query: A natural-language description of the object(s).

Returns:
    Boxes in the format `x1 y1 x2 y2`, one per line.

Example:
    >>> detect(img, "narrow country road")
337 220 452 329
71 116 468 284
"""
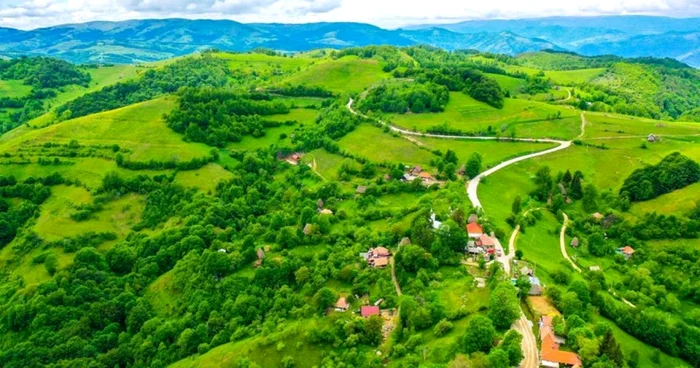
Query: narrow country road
513 313 539 368
560 213 582 273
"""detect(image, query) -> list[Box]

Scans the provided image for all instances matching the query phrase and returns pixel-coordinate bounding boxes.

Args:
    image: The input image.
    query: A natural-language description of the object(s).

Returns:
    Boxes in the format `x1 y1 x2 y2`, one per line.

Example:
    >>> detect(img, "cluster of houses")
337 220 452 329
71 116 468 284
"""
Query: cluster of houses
539 316 582 368
401 166 438 186
334 297 384 318
361 247 391 268
464 216 499 258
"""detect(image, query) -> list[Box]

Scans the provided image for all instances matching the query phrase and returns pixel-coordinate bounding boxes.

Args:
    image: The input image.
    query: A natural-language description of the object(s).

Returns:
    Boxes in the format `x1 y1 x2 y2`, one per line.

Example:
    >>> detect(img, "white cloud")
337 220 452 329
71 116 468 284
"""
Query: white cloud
0 0 698 29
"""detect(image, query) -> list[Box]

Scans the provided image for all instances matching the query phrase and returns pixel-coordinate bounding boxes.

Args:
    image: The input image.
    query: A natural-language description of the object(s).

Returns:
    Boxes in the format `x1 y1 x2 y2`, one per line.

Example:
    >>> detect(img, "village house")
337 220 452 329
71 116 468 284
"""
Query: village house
335 297 349 312
529 276 543 296
362 246 391 268
570 237 579 248
410 166 423 175
361 305 380 318
466 222 484 238
617 246 635 260
468 214 479 224
592 212 604 221
647 133 659 142
319 208 333 215
540 316 582 368
356 185 367 195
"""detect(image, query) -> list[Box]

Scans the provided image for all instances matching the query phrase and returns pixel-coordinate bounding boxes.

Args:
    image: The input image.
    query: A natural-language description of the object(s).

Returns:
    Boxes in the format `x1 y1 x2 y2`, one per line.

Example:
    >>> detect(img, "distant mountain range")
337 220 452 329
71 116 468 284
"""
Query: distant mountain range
0 16 697 66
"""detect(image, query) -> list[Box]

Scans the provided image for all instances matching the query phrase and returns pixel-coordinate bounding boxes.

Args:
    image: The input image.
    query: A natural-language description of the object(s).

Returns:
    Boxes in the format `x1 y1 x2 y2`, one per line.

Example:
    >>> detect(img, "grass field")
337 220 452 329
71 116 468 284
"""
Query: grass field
582 112 700 139
216 52 314 74
544 69 607 85
283 55 389 94
0 79 32 98
170 319 335 368
337 124 437 167
415 137 557 168
301 148 354 181
174 163 234 192
485 73 526 94
33 185 144 242
2 97 213 163
388 92 580 139
627 182 700 219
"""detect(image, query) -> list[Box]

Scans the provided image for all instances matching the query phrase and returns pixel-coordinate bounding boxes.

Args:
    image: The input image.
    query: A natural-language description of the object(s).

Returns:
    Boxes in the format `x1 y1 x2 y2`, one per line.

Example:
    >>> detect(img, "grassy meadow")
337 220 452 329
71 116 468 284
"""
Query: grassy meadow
0 79 32 98
388 92 580 139
337 124 437 168
283 55 389 94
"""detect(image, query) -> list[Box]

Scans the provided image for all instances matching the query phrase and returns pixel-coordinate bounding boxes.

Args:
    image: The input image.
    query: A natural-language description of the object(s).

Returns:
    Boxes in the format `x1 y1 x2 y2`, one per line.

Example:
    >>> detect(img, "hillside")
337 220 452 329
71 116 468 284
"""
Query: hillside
0 47 698 368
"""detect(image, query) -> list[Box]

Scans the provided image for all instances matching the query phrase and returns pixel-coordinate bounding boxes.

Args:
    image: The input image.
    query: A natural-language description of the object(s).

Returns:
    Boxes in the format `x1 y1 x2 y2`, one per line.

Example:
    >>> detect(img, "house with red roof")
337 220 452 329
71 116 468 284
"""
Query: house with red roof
617 246 635 260
361 305 380 318
540 316 582 368
466 222 484 238
335 297 349 312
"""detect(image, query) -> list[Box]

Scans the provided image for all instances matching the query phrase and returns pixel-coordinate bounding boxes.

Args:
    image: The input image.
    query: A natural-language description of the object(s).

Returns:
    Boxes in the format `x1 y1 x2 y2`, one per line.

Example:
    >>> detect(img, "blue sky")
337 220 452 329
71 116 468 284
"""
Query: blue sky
1 0 699 29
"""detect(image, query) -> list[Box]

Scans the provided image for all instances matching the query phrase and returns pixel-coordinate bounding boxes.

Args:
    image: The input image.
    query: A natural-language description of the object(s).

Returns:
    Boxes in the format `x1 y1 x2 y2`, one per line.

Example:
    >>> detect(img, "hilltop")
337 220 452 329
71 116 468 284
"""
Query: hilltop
0 47 698 368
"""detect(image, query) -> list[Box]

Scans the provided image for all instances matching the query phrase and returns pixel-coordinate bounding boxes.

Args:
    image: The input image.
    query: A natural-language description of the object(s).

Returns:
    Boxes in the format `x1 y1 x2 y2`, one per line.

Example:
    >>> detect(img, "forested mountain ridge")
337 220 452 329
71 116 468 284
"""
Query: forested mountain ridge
0 16 698 66
0 46 698 368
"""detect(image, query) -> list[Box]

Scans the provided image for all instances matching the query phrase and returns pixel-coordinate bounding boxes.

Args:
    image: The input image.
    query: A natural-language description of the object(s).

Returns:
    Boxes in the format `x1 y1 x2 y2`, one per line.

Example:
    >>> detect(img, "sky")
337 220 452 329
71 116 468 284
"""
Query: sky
1 0 699 30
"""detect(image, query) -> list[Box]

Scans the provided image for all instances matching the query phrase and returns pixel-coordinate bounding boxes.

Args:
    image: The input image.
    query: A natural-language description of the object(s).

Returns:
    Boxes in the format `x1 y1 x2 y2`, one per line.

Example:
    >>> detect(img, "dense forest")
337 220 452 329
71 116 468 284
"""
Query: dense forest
166 88 291 147
357 82 449 114
620 152 700 201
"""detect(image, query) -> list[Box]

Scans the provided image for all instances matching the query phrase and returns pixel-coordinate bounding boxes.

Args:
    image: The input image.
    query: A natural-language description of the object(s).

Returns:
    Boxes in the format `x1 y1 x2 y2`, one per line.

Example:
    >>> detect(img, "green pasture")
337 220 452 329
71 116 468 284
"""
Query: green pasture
544 69 606 85
0 79 32 98
388 92 579 139
216 52 314 73
174 163 234 192
282 55 389 94
170 319 338 368
627 182 700 219
337 124 437 168
485 73 526 94
301 148 353 181
582 112 700 139
2 97 213 163
33 185 144 242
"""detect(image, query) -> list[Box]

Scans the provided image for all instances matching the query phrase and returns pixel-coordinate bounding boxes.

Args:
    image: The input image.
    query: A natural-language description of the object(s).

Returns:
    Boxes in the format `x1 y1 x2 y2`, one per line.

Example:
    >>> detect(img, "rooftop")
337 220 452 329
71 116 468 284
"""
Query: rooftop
361 305 380 317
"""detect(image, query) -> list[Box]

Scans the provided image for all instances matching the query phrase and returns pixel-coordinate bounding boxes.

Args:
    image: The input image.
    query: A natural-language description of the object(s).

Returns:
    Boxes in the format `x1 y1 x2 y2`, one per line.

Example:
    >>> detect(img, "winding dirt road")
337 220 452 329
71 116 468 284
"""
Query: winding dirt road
560 213 582 273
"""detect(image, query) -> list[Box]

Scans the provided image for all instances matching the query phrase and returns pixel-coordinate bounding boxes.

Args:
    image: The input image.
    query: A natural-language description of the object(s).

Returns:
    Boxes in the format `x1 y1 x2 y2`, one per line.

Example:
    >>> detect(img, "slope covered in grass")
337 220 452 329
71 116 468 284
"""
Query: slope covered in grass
1 97 212 163
283 55 389 93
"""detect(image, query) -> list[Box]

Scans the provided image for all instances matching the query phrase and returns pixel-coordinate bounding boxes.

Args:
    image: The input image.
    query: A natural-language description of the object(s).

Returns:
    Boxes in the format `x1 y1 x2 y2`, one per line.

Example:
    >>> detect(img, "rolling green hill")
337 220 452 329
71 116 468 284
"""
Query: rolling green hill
0 46 698 368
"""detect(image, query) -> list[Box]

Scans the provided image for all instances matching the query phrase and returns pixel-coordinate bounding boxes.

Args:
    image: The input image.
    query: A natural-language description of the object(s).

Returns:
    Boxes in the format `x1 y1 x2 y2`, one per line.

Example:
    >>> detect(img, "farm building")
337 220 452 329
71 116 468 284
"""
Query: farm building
362 247 391 268
361 306 380 318
570 237 579 248
617 246 635 259
335 297 349 312
466 222 484 238
356 185 367 194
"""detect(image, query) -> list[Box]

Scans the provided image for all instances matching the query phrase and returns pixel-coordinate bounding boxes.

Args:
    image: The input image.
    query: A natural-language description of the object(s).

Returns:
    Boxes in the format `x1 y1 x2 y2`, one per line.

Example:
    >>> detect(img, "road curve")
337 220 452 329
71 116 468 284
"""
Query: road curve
560 212 582 273
466 141 571 209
